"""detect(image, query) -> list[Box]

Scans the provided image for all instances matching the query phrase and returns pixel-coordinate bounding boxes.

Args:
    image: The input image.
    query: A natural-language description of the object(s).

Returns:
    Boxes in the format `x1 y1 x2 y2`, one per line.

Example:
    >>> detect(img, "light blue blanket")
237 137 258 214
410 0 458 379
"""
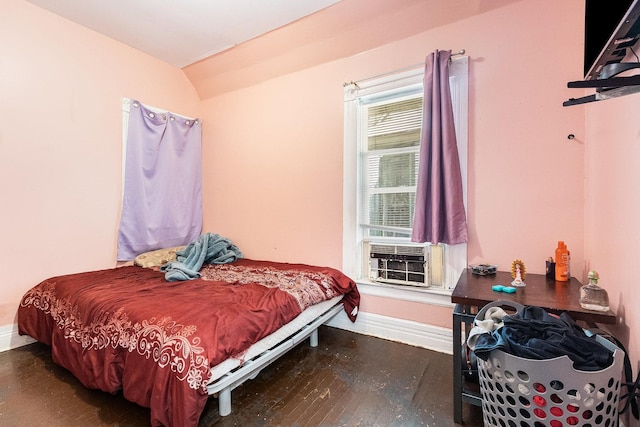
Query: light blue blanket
161 233 242 281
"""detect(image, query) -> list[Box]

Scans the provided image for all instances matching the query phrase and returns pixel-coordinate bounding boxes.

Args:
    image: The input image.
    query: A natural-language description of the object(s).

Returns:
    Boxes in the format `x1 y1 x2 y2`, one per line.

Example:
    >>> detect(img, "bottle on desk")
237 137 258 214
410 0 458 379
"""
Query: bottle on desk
555 241 570 282
579 270 610 312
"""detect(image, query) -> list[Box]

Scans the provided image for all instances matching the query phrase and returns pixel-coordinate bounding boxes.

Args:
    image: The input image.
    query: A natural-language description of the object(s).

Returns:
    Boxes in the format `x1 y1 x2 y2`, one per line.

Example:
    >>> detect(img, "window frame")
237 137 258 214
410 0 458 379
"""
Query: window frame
342 57 468 303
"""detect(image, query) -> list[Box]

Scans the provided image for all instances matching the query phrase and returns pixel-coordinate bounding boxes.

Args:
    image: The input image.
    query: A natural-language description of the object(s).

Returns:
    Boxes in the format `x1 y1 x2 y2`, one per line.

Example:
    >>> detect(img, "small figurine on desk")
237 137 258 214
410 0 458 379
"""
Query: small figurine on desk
511 259 526 287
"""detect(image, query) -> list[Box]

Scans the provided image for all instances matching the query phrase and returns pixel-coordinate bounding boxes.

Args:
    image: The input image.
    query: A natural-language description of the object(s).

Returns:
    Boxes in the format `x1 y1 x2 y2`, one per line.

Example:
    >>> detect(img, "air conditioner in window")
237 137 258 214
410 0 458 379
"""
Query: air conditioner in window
367 243 433 287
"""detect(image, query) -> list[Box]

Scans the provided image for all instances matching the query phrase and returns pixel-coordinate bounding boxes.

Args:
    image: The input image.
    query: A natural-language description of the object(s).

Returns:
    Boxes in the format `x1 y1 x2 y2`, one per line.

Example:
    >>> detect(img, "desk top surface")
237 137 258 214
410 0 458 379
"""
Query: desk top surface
451 269 616 324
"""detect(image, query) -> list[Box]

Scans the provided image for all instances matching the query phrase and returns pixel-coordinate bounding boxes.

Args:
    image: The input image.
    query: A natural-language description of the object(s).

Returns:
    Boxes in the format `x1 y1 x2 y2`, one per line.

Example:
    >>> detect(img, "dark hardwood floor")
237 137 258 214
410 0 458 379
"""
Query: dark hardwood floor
0 326 483 426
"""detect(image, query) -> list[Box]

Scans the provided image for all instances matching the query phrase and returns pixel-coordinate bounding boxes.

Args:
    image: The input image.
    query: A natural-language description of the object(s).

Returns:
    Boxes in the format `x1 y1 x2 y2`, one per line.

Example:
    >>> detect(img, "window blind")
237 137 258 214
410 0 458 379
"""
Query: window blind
360 95 422 237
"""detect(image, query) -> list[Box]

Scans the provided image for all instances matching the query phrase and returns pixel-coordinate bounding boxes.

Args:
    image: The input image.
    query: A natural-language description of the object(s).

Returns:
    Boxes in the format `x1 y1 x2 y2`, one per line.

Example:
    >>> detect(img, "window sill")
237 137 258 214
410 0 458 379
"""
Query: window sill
355 279 454 308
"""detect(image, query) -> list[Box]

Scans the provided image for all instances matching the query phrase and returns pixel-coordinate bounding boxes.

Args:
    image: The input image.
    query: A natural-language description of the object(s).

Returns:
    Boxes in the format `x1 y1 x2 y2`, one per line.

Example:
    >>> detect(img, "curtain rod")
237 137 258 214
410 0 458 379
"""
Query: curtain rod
343 49 466 88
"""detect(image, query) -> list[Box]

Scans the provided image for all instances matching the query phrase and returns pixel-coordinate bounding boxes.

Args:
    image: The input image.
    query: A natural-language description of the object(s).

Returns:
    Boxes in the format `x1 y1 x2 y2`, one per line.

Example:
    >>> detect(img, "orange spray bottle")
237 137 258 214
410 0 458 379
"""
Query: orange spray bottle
555 241 570 281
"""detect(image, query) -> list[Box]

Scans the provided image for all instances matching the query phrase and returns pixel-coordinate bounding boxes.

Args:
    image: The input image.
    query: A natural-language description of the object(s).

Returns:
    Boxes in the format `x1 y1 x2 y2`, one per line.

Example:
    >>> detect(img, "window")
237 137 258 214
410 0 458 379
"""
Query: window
343 57 468 298
363 96 421 239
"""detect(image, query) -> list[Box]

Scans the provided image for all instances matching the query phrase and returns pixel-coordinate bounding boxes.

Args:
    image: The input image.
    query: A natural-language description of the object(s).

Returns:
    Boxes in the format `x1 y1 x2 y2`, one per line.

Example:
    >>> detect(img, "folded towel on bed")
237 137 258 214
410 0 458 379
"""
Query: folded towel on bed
161 232 242 281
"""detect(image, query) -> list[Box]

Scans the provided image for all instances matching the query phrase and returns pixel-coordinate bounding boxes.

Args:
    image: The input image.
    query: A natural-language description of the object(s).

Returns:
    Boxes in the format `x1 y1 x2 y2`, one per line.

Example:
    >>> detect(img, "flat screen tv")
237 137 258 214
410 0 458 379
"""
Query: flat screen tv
584 0 640 80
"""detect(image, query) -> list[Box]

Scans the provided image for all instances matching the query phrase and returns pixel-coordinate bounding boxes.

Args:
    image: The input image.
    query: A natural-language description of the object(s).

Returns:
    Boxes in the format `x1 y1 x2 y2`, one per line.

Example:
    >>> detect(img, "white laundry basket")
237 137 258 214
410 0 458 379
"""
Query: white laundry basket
475 301 625 427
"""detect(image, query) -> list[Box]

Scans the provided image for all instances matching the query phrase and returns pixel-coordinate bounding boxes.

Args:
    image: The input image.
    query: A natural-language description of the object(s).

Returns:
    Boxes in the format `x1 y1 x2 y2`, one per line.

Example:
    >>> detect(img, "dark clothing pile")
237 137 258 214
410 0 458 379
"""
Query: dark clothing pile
473 305 614 371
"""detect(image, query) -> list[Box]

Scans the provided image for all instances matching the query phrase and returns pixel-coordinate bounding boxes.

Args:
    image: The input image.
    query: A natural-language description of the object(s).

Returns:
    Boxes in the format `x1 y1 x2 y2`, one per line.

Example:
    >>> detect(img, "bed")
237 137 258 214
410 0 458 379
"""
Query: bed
18 258 359 427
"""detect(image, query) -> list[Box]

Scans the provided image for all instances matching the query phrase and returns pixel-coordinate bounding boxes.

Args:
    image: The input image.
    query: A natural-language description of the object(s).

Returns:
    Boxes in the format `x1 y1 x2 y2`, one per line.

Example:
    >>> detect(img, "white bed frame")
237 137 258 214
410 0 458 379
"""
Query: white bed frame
206 299 344 416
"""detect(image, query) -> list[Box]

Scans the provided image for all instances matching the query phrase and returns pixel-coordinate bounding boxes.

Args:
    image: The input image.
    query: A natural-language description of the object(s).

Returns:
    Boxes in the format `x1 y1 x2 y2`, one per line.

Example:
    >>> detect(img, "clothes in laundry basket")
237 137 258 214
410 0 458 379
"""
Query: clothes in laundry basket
472 305 613 371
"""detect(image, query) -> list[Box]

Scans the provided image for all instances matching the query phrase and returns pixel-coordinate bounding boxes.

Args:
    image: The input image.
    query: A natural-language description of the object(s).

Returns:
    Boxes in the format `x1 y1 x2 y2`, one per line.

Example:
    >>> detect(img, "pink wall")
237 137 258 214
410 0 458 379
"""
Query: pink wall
184 0 526 99
584 94 640 382
198 0 587 327
0 0 200 328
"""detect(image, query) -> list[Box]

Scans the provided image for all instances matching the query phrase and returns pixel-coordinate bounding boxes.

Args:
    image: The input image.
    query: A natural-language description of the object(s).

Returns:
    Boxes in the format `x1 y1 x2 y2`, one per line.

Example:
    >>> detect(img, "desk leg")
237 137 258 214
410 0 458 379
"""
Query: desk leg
453 304 463 424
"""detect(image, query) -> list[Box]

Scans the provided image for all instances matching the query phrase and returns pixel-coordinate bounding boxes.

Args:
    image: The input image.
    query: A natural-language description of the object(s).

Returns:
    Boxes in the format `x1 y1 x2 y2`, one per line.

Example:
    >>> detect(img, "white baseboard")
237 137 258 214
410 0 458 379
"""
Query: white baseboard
0 324 35 353
326 310 453 355
3 312 454 356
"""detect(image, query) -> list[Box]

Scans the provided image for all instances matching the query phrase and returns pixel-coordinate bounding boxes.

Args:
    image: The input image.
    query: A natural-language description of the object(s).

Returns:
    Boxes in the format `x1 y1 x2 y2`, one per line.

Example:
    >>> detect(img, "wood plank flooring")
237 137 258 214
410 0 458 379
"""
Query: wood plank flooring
0 326 483 426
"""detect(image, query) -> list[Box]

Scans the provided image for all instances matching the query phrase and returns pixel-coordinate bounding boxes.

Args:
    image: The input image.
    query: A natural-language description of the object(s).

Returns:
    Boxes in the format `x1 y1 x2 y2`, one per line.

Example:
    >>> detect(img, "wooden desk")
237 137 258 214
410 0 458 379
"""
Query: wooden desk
451 269 616 424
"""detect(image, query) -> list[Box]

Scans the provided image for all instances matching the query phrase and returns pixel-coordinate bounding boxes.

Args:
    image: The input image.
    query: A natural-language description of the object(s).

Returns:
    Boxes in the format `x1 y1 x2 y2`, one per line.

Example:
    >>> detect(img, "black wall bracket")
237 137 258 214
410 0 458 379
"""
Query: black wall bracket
563 68 640 106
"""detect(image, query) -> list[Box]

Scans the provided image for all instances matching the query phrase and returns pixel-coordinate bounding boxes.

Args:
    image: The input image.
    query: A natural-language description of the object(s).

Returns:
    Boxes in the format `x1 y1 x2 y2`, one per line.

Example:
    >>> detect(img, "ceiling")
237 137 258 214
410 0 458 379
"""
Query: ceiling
25 0 341 68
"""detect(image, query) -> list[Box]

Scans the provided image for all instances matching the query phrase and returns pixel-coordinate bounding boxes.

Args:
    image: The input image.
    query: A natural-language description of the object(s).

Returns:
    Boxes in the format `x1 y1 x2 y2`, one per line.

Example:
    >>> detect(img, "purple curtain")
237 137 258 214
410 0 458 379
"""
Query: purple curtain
117 100 203 261
411 50 467 244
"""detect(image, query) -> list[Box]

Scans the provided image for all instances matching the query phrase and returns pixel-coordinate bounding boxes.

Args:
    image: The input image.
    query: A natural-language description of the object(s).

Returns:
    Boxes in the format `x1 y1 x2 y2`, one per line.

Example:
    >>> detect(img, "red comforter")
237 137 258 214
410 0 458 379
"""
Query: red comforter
18 259 359 427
